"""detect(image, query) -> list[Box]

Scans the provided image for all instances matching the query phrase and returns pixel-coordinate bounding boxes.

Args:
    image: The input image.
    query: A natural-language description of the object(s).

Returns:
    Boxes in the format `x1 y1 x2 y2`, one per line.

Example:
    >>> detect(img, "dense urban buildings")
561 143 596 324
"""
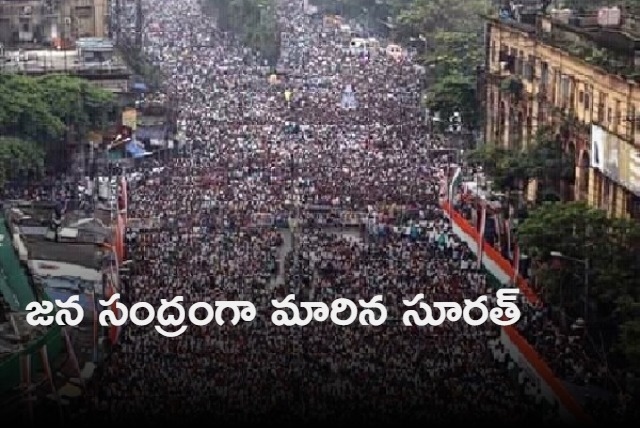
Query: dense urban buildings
485 5 640 218
0 0 639 425
0 0 108 47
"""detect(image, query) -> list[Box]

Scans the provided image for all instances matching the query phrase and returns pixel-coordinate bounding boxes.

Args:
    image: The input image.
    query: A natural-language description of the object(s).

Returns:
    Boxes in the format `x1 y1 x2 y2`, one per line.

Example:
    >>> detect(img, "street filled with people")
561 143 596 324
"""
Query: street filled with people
86 0 568 423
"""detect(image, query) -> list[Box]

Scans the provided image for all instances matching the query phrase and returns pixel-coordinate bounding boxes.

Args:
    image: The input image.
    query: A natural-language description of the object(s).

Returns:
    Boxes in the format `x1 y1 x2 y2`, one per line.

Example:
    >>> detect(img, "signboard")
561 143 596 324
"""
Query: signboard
591 125 640 195
122 108 137 131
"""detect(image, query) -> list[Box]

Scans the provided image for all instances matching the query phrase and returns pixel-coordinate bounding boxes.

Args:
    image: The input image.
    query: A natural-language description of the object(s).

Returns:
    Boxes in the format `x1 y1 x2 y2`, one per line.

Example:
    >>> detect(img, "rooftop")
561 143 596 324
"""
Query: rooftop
0 49 131 82
487 5 640 81
75 38 115 52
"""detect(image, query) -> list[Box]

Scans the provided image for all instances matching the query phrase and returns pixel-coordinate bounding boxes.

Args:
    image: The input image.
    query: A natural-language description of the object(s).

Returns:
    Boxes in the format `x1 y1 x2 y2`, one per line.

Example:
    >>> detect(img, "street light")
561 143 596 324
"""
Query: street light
550 251 589 324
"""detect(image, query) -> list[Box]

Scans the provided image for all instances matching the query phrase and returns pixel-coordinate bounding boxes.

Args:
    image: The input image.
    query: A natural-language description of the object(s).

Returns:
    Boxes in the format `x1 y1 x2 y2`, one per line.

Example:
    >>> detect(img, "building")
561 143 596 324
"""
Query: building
484 4 640 219
0 0 108 47
1 37 130 94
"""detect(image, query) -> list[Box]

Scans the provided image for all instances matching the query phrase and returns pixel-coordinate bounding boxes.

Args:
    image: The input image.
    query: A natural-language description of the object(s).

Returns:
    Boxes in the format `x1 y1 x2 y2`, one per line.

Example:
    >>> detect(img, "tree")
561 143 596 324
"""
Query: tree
0 137 45 188
465 143 529 191
517 201 640 371
424 73 479 130
0 74 115 171
205 0 281 65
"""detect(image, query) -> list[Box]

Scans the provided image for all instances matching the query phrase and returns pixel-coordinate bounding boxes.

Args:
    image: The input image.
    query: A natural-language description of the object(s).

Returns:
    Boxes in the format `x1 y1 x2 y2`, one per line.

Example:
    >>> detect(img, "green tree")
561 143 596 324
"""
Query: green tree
0 137 45 188
0 74 115 170
205 0 281 65
465 143 529 191
517 200 640 372
424 73 479 130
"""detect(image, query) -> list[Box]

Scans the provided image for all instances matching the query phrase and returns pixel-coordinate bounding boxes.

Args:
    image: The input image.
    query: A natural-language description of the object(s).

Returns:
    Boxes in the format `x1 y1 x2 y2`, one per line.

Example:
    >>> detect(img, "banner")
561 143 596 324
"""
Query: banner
448 167 462 203
341 84 358 109
591 124 640 195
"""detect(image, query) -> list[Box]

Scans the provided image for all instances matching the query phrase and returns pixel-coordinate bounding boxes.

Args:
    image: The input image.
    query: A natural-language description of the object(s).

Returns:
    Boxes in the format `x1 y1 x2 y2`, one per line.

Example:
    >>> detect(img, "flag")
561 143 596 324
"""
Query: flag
505 218 512 259
119 176 128 224
478 204 487 267
512 242 520 286
448 167 462 203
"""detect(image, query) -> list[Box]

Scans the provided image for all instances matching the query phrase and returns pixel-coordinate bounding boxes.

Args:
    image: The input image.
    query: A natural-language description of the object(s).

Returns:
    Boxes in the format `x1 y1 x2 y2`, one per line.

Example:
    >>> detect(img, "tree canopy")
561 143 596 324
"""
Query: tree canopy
517 201 640 371
0 136 45 188
0 73 115 174
394 0 487 130
205 0 281 65
466 126 575 199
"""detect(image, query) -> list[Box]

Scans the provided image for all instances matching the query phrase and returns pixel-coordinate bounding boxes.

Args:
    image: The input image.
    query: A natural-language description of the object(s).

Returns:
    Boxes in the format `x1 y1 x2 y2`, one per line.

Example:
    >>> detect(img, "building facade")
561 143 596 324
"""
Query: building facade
484 10 640 219
0 0 107 47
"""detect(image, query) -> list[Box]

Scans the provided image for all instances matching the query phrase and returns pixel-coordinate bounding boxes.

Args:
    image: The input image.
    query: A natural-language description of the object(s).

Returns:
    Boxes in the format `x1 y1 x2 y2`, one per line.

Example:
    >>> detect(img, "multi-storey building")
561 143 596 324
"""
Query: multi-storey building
0 0 108 47
484 6 640 219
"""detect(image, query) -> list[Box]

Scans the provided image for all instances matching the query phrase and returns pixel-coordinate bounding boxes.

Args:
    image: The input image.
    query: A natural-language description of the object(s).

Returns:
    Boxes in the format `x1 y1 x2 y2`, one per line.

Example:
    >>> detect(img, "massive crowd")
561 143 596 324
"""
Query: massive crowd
82 0 563 423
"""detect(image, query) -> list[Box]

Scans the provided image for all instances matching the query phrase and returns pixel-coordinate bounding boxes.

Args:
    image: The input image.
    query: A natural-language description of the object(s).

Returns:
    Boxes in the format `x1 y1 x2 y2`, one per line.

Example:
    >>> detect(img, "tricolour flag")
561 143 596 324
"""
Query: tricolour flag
477 204 487 267
119 176 128 224
512 242 520 286
448 167 462 203
505 218 512 259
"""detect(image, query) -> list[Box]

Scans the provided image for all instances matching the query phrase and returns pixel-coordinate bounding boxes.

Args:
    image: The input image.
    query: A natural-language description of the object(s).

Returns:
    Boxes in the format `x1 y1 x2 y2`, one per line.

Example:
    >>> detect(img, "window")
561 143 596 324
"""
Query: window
584 93 590 110
541 62 548 86
578 91 584 103
491 42 496 64
524 55 535 80
608 107 612 124
560 75 570 105
598 93 607 123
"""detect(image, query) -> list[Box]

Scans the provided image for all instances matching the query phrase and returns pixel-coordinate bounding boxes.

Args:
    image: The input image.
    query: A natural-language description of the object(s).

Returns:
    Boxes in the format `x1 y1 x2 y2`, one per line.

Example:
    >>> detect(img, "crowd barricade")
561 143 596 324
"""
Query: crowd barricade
440 200 592 425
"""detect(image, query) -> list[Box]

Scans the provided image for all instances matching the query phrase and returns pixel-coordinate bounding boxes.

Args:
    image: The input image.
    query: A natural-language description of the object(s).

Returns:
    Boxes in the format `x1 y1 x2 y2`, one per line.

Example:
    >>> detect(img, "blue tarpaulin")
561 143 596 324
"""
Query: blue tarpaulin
126 142 150 158
132 83 148 92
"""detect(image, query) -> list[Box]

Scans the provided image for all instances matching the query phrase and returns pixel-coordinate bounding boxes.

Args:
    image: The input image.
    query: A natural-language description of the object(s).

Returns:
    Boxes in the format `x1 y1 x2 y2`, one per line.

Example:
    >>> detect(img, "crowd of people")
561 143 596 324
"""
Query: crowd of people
83 0 571 423
452 189 634 420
